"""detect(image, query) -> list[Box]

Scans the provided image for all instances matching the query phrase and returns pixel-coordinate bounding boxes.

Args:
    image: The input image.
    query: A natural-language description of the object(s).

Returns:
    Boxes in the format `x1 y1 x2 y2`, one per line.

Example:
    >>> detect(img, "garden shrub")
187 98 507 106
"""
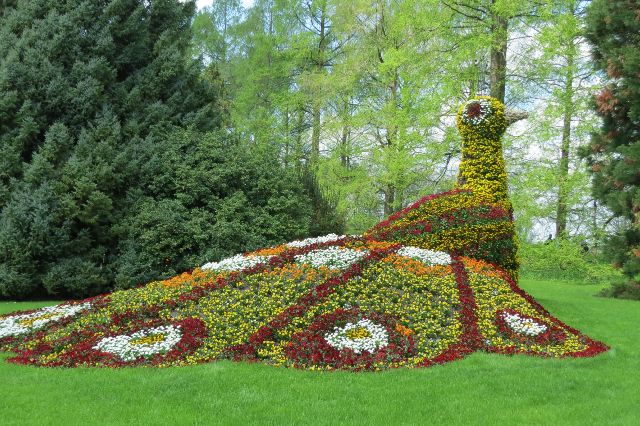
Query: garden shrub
113 130 315 290
519 240 623 284
599 280 640 300
366 97 519 280
0 0 222 299
365 189 518 278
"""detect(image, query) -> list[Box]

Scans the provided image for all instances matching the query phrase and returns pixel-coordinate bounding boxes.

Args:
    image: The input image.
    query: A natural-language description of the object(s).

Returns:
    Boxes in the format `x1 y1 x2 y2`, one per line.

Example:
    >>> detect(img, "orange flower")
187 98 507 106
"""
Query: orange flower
162 271 195 288
251 246 286 256
383 254 451 276
395 324 414 336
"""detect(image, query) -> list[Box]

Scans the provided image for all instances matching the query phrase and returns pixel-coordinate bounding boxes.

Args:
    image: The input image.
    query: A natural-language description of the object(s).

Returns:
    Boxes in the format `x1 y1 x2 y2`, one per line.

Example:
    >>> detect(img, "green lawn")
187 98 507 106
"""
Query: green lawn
1 279 638 425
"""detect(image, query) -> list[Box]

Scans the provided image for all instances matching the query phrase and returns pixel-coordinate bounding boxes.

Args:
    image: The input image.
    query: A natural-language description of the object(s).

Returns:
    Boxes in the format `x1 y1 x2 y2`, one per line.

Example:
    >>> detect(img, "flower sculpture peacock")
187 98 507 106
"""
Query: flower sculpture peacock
0 97 607 370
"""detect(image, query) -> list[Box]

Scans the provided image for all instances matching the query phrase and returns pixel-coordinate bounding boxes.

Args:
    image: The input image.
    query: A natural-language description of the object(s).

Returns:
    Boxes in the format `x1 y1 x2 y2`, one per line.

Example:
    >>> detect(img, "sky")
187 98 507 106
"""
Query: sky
196 0 255 9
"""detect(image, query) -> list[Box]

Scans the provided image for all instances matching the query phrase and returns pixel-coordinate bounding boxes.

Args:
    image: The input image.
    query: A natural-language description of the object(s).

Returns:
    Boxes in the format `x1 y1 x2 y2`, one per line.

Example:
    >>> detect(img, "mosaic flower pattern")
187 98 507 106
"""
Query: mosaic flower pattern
500 311 547 337
201 254 273 271
294 247 367 269
286 233 344 248
93 325 182 361
324 318 389 354
0 303 90 339
367 96 519 280
282 308 418 371
460 98 493 125
396 246 451 265
0 241 607 369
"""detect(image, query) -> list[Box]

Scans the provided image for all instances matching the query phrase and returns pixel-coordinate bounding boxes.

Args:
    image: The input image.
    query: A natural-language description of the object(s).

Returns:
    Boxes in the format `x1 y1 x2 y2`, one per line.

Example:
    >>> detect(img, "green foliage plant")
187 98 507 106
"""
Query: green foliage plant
519 240 623 284
582 0 640 299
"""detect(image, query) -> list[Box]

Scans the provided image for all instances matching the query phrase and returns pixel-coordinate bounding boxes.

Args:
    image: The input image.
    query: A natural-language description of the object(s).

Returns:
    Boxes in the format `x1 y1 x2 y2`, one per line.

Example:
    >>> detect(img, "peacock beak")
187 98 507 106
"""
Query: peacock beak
504 109 529 125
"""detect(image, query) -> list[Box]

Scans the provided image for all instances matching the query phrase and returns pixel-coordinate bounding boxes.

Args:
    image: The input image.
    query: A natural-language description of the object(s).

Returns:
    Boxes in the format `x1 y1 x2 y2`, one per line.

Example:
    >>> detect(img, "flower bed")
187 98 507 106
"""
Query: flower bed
0 237 607 370
285 309 417 371
0 303 91 341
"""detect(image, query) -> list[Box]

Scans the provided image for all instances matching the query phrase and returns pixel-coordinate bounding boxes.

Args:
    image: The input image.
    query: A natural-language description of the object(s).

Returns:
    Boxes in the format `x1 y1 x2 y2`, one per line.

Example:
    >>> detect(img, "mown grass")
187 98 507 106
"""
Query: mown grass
1 279 638 425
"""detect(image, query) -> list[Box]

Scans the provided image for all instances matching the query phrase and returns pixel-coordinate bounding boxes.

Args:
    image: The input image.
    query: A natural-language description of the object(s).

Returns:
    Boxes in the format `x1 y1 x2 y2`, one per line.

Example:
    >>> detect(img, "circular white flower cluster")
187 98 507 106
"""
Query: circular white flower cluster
502 312 547 337
0 303 91 339
461 99 492 125
286 233 345 248
93 325 182 361
396 246 452 265
201 254 273 271
294 247 367 269
324 319 389 354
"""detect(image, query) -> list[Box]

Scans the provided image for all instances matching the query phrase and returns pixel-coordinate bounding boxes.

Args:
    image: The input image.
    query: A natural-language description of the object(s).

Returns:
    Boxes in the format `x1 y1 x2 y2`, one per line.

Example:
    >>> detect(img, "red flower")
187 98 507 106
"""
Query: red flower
284 308 416 371
8 317 208 368
494 309 567 345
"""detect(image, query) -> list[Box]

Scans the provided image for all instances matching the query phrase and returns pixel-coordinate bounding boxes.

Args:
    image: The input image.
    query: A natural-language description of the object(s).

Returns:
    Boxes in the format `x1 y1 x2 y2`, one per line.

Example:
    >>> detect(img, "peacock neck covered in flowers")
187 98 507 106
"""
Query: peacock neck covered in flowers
456 96 511 210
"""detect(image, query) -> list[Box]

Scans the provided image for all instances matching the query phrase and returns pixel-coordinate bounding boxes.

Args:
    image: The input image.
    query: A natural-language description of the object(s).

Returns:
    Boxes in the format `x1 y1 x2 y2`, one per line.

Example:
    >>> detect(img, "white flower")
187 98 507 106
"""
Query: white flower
286 233 345 248
201 254 273 271
294 247 367 269
0 303 91 339
461 98 493 125
324 319 389 354
93 325 182 361
396 246 452 265
502 312 547 337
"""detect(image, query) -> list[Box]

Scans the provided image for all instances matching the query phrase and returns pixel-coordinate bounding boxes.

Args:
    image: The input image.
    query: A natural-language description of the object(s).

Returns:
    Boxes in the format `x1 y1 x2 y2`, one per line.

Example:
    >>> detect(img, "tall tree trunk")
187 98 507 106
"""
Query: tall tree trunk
383 68 400 215
592 200 598 250
339 109 351 168
469 60 479 97
283 106 290 168
383 185 395 217
489 2 508 103
310 103 321 166
310 2 328 167
221 1 228 62
294 106 305 173
556 49 575 239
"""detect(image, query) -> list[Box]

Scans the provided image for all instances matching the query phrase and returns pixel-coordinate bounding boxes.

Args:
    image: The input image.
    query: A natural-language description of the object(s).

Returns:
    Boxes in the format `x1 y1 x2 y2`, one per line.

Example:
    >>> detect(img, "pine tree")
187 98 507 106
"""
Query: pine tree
0 0 221 298
583 0 640 298
0 1 323 299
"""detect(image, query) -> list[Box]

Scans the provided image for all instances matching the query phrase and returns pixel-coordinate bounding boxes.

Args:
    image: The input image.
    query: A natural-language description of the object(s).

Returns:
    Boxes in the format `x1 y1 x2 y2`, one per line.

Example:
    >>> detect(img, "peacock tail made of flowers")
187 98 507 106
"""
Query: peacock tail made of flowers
0 97 607 370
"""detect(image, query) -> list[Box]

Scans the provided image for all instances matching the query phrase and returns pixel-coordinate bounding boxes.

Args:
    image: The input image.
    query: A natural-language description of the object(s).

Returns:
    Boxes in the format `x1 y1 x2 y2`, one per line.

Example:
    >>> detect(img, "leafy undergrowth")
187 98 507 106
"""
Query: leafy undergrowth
519 240 623 284
0 279 636 425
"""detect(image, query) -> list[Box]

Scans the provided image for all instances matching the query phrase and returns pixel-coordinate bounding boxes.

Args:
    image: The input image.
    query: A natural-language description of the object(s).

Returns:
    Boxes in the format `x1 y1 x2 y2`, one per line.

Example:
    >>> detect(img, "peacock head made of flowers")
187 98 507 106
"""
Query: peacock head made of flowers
457 96 507 140
0 97 608 371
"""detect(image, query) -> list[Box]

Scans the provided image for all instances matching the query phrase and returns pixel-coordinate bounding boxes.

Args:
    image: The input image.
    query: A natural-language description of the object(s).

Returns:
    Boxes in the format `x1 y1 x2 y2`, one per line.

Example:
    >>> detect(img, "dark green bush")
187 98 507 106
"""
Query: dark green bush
113 130 314 290
599 280 640 300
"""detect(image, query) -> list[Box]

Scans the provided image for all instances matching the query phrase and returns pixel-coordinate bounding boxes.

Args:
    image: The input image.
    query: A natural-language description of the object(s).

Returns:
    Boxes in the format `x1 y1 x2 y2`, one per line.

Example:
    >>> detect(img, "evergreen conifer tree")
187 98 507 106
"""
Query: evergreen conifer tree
0 0 240 298
583 0 640 298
